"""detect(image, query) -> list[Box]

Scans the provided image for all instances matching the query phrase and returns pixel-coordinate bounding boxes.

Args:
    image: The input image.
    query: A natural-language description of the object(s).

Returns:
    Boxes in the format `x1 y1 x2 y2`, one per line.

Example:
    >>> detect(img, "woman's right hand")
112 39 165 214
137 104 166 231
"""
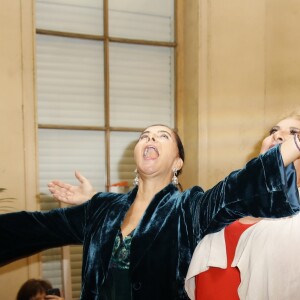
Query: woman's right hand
48 171 96 205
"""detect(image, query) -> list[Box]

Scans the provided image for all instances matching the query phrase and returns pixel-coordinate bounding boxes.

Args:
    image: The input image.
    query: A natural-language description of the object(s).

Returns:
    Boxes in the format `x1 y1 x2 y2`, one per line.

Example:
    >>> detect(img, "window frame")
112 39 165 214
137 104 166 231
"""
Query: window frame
35 0 178 298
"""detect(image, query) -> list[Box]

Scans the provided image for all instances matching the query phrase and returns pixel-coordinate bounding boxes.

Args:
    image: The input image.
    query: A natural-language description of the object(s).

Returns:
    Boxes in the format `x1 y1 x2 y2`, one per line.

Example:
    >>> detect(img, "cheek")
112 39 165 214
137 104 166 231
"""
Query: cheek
133 144 141 161
293 158 300 173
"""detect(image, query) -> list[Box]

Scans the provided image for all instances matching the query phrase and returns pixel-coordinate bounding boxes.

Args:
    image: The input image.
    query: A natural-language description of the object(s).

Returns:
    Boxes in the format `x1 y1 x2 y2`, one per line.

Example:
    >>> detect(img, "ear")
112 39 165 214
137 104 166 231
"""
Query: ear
173 157 183 172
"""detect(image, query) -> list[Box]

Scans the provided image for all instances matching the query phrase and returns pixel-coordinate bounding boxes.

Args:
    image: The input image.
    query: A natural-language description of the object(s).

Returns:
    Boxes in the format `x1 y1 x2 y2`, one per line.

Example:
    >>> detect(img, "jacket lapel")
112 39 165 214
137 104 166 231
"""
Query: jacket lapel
130 184 178 270
97 188 138 277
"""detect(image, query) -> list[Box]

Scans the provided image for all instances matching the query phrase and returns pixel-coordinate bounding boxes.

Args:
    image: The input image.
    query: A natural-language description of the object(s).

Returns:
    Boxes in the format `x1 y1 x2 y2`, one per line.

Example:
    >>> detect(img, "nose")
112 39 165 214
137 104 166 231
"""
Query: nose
147 134 156 142
272 131 285 143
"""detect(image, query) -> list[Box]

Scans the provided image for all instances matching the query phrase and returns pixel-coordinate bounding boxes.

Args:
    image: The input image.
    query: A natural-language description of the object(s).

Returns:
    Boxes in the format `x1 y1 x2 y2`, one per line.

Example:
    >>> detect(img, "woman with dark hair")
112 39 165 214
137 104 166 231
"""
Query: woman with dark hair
16 278 63 300
1 124 300 300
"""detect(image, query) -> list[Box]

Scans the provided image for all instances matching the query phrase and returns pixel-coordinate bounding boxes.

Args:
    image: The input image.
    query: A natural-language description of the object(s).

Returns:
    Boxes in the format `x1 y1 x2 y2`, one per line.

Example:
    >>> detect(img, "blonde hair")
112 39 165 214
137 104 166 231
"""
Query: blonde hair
286 108 300 121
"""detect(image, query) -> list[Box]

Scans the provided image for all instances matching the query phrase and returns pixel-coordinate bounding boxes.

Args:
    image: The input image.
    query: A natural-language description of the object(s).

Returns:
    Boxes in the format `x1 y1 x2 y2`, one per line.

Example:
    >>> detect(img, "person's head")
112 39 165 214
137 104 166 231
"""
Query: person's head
16 279 52 300
260 109 300 185
134 125 184 184
260 109 300 153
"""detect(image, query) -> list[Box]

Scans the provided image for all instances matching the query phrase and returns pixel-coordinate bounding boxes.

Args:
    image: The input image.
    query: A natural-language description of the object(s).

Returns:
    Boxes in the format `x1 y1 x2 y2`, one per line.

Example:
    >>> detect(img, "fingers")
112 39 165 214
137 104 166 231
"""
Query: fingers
48 181 73 199
75 170 85 183
47 171 94 205
48 180 73 190
48 180 75 204
75 170 91 186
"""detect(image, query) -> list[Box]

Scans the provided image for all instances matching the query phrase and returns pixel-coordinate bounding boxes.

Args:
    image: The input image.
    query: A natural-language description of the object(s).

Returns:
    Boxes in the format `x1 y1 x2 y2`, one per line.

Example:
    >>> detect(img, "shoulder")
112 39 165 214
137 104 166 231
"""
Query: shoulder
180 186 205 198
174 186 205 207
89 191 129 207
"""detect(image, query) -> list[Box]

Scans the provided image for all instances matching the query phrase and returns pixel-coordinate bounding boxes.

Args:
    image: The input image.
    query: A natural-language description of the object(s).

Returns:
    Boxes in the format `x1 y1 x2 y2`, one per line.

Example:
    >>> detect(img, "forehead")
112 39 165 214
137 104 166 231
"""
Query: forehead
143 125 173 135
31 292 45 300
276 117 300 128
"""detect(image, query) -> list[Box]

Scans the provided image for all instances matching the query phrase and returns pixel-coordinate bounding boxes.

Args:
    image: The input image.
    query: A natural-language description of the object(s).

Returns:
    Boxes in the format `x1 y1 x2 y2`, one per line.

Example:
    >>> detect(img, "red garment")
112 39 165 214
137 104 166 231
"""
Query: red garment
195 221 254 300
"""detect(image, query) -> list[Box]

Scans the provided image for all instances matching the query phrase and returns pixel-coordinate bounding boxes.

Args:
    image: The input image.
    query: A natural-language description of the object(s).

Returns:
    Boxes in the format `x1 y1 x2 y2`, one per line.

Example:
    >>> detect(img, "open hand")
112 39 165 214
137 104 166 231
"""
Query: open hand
48 171 96 205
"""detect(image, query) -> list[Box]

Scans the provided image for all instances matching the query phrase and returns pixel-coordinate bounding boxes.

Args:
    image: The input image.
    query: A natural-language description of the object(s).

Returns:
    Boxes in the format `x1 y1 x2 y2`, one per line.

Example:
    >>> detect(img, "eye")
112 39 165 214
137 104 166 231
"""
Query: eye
269 127 277 135
290 129 300 135
160 134 169 139
139 134 148 141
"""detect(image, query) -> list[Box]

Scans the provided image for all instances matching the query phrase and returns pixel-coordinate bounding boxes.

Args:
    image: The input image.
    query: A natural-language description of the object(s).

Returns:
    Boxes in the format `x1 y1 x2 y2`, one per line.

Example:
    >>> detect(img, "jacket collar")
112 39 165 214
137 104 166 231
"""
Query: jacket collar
130 184 178 270
98 184 178 274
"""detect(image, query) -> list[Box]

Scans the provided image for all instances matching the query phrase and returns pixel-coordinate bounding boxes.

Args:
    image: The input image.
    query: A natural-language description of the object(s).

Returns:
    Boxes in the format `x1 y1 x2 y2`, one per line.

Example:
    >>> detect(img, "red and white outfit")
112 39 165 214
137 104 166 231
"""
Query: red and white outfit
185 189 300 300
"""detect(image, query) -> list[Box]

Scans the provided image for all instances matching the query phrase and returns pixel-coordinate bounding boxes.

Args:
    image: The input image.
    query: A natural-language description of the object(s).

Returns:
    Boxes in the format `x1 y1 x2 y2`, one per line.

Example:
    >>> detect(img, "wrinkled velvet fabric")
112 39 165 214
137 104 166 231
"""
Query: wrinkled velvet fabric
0 146 299 300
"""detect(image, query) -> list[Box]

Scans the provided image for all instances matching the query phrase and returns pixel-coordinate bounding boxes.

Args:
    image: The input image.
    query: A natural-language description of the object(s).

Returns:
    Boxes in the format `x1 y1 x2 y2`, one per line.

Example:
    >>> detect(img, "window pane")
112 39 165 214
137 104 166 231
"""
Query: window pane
41 248 63 292
109 0 174 41
70 245 83 299
38 129 106 194
36 35 105 126
110 132 139 192
36 0 103 35
109 43 175 128
40 194 63 294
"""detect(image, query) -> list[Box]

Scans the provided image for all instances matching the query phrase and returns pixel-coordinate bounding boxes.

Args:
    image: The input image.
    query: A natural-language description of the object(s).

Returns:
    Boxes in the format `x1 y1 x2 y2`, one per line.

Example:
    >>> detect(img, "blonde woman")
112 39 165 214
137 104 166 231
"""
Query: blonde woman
185 110 300 300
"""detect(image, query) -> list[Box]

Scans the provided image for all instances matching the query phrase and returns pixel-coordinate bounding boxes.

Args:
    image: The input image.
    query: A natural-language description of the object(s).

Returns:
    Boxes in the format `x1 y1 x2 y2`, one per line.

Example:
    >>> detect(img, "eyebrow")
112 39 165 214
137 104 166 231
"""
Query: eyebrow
158 130 172 137
140 130 172 137
270 126 300 131
291 127 300 131
140 131 150 136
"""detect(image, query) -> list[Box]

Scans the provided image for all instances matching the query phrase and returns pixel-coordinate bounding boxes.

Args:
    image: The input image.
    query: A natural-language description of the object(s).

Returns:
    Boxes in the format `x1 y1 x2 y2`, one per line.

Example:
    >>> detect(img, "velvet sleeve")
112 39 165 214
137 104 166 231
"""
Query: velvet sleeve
0 202 87 266
190 145 300 241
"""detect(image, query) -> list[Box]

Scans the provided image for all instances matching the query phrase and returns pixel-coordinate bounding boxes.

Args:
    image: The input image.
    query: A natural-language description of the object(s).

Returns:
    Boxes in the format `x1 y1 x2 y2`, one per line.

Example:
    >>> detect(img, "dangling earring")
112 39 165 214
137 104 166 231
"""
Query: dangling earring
133 169 139 186
172 168 178 185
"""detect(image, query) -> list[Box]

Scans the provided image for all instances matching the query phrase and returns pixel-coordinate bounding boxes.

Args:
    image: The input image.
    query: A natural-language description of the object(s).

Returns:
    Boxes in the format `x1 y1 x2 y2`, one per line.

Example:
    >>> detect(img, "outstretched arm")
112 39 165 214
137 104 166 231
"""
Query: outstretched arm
48 171 96 205
190 134 300 241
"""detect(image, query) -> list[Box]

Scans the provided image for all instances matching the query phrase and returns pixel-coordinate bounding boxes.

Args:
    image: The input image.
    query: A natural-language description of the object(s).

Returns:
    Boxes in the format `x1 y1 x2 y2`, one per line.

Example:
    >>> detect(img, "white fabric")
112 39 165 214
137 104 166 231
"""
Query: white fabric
185 229 227 300
185 203 300 299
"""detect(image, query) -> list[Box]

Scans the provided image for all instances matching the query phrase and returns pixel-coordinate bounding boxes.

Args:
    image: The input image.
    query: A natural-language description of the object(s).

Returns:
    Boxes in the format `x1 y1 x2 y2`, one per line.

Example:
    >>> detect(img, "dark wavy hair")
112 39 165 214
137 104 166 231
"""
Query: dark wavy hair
16 279 53 300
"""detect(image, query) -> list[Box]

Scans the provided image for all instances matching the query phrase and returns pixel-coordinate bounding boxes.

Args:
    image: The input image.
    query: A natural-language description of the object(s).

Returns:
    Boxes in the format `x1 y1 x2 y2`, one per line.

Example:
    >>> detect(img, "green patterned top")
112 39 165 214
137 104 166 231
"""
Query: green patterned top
110 230 133 269
99 229 134 299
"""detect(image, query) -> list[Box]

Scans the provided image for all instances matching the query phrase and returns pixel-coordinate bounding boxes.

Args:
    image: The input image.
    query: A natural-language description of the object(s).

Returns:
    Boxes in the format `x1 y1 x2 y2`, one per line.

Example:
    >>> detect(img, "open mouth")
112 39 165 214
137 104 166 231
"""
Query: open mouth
143 146 159 159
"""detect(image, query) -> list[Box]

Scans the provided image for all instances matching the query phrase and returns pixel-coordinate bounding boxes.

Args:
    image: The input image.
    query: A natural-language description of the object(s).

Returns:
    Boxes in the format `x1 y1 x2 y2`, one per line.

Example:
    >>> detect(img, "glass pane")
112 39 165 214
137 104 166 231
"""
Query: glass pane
110 132 139 192
36 35 105 126
109 0 174 41
38 129 106 194
109 43 175 128
41 248 63 292
70 245 83 299
36 0 103 35
40 195 63 294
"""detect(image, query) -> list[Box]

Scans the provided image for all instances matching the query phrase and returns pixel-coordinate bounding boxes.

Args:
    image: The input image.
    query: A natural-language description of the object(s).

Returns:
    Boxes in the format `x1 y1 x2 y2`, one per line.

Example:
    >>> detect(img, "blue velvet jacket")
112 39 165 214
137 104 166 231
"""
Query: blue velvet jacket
0 147 299 300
